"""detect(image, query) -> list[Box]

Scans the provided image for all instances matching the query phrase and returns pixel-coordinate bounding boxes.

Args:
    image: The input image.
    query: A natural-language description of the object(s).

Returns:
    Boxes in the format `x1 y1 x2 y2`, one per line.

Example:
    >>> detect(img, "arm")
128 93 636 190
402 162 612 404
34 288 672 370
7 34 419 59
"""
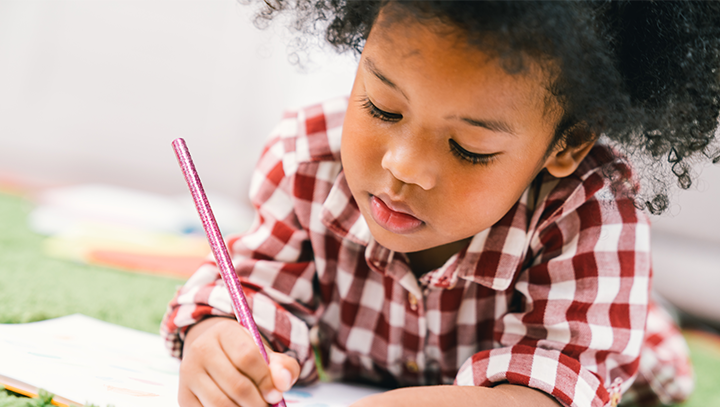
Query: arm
161 123 320 377
161 113 331 406
452 181 651 407
352 384 560 407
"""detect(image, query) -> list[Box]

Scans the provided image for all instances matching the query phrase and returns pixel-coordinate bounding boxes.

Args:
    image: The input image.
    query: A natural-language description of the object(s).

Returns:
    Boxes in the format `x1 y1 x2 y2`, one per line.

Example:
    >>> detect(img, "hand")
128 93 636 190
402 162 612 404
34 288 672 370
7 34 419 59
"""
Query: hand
178 317 301 407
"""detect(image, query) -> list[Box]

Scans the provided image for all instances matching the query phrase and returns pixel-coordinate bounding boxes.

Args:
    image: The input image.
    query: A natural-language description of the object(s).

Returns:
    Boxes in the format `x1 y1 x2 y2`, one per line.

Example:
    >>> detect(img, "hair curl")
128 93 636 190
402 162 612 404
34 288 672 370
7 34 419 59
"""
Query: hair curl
250 0 720 214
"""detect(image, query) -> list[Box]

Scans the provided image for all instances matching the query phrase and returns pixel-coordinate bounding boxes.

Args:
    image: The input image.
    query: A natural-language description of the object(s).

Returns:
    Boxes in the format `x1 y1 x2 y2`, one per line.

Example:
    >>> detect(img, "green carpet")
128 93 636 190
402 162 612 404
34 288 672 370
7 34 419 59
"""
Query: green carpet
0 191 719 406
0 191 183 333
681 331 720 407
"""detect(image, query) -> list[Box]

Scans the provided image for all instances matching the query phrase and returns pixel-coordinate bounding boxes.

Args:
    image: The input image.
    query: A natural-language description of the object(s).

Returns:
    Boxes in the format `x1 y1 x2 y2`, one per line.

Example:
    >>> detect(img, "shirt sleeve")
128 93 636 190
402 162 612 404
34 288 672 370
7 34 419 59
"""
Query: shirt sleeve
161 123 321 384
455 190 651 407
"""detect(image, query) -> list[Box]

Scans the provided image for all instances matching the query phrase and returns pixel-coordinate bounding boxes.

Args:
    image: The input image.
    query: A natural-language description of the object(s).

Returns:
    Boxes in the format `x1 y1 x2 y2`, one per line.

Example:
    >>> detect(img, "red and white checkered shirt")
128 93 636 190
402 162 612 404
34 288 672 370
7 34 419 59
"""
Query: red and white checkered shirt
162 97 693 407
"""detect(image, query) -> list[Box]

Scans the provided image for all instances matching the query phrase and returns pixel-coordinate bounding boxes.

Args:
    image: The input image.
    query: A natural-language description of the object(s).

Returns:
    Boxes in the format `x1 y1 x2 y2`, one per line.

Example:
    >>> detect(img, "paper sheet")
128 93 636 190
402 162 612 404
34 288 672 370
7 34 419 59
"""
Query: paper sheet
0 314 382 407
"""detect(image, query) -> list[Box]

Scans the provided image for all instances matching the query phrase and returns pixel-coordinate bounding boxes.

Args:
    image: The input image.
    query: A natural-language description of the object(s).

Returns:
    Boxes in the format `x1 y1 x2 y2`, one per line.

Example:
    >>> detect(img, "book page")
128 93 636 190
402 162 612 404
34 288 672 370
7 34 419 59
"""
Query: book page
0 314 382 407
0 314 180 406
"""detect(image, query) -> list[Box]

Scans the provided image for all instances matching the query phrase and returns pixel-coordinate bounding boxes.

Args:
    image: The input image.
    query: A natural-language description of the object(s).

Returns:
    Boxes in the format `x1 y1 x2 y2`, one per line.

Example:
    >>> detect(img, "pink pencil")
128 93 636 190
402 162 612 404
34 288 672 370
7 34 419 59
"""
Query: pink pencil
172 138 287 407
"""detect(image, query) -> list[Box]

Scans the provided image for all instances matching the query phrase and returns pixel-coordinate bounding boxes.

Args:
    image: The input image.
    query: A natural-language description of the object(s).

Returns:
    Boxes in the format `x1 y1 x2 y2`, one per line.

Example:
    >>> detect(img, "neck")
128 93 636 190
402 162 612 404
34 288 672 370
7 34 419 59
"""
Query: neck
406 238 471 277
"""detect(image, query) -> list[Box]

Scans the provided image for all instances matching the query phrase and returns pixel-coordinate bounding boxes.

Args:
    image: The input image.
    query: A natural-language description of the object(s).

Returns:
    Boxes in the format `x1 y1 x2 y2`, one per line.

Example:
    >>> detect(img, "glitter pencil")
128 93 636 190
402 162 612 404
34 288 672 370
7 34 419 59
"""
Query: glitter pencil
172 137 287 407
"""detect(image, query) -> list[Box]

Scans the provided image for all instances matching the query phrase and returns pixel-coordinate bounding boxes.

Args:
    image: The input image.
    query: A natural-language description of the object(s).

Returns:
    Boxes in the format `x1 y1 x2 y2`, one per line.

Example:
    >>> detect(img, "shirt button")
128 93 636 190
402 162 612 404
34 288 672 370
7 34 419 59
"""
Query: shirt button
405 360 419 373
408 292 418 310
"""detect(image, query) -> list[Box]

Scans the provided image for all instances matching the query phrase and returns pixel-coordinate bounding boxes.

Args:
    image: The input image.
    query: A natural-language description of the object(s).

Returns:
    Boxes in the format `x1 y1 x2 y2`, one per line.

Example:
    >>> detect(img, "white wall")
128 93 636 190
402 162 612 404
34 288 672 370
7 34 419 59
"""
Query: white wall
0 0 357 205
0 0 718 321
649 164 720 324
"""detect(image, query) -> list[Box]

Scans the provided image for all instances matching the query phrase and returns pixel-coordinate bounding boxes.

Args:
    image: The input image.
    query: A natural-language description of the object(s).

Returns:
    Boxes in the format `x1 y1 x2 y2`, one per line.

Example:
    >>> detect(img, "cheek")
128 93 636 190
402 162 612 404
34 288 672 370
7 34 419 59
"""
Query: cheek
445 174 498 217
341 114 384 175
439 165 528 226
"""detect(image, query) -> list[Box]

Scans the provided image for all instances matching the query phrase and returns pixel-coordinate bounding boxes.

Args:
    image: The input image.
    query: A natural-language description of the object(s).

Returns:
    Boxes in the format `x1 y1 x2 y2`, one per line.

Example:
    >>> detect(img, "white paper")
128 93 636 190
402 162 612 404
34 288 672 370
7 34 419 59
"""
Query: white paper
0 315 382 407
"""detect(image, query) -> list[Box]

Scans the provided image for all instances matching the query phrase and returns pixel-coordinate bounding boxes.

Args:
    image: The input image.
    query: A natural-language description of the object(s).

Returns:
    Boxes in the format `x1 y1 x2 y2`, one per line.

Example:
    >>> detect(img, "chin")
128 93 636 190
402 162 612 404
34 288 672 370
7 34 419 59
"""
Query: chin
369 227 433 254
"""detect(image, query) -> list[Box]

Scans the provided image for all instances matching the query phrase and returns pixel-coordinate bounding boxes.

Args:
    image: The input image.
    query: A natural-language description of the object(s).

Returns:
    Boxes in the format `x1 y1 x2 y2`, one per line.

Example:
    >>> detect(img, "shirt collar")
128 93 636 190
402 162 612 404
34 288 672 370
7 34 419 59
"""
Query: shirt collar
455 191 531 291
419 187 533 292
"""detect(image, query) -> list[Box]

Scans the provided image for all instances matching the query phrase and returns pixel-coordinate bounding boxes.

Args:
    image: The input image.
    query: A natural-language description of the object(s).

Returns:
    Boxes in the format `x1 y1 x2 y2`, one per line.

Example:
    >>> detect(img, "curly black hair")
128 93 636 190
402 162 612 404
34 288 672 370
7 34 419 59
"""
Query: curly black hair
249 0 720 214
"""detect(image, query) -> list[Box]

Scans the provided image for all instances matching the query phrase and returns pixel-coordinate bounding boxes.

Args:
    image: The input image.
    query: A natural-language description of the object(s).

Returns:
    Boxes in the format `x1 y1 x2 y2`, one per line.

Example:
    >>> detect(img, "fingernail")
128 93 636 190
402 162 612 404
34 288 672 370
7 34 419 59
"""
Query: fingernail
264 389 283 405
277 368 293 391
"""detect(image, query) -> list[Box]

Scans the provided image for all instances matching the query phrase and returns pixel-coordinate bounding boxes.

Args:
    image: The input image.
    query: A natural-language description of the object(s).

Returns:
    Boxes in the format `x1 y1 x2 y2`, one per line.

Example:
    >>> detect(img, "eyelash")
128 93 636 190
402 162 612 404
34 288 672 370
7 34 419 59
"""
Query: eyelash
360 97 403 122
449 139 497 165
360 96 496 166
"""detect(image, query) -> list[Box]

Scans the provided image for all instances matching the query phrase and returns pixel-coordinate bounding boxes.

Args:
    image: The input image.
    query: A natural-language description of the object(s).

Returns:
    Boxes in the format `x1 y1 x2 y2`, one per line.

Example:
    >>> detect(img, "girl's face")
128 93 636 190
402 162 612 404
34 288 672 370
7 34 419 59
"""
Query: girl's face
341 12 566 256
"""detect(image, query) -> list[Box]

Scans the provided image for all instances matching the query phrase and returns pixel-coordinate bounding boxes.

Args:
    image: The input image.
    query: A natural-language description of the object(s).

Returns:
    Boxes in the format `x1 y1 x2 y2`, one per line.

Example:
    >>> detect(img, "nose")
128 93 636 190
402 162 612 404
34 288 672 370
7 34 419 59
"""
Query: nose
381 136 437 190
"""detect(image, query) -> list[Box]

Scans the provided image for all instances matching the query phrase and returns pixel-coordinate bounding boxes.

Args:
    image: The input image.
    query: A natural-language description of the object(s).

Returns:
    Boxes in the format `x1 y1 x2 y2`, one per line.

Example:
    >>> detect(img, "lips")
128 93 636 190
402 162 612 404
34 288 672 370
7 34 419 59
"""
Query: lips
369 195 423 234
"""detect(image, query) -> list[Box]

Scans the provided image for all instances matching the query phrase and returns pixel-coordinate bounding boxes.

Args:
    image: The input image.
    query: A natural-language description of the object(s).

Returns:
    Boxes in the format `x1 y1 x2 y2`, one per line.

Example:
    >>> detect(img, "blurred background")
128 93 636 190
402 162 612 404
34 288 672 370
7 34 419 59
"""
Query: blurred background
0 0 718 326
0 0 356 201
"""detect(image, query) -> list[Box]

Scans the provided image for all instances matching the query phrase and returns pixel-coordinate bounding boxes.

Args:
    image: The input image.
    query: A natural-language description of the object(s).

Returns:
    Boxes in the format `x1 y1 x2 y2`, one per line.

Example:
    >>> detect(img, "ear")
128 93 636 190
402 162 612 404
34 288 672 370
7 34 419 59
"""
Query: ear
543 136 596 179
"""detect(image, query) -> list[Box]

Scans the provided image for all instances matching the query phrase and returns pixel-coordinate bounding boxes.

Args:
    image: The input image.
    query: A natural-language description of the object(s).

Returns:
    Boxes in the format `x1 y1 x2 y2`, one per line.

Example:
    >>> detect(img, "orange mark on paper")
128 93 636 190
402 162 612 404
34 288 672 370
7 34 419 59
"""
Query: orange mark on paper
129 377 163 386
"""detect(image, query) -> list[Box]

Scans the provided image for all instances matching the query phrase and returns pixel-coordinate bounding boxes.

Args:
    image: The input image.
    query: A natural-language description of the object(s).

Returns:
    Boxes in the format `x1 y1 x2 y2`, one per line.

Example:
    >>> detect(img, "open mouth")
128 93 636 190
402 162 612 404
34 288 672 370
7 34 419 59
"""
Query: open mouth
369 195 424 234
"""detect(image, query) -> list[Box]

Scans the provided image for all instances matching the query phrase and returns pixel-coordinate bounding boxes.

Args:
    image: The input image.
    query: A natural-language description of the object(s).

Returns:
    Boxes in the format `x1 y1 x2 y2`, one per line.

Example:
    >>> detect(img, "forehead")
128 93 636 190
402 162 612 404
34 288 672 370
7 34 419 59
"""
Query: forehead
366 9 562 122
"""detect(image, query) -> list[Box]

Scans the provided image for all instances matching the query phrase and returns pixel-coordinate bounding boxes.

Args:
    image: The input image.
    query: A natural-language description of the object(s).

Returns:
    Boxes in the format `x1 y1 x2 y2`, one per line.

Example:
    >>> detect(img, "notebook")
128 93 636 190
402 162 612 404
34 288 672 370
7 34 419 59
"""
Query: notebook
0 314 381 407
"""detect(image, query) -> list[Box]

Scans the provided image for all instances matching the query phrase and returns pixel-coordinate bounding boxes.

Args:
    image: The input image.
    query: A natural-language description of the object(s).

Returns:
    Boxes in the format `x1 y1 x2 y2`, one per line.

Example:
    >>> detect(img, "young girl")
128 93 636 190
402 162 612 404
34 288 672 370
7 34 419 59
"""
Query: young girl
162 2 720 407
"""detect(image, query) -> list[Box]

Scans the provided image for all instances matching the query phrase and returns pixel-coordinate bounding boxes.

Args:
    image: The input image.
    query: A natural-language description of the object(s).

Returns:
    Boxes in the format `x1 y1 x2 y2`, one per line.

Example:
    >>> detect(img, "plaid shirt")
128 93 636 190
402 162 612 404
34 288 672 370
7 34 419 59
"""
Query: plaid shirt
162 97 692 407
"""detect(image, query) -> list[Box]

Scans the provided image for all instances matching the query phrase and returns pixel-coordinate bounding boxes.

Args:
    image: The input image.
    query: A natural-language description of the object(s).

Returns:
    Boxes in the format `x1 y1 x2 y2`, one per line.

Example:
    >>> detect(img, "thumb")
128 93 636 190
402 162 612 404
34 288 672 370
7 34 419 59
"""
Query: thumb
268 352 301 392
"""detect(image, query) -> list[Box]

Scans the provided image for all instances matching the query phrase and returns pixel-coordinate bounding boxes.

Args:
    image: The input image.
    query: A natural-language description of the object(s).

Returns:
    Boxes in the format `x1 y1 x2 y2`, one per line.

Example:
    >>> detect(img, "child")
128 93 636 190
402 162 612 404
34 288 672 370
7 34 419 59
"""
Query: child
162 2 720 407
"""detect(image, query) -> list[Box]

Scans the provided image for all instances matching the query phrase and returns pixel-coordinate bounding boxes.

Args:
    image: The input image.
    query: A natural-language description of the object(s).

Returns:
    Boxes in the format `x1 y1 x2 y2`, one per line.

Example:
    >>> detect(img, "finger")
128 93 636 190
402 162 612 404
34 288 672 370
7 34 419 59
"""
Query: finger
188 369 241 407
179 341 231 407
177 385 203 407
205 354 271 407
181 334 247 407
268 353 301 392
218 331 280 405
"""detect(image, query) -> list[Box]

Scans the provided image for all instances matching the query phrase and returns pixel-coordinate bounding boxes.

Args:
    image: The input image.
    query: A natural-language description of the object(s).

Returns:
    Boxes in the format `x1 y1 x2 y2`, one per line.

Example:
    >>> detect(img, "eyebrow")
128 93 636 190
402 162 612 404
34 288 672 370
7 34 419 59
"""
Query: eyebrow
456 116 517 136
364 58 408 100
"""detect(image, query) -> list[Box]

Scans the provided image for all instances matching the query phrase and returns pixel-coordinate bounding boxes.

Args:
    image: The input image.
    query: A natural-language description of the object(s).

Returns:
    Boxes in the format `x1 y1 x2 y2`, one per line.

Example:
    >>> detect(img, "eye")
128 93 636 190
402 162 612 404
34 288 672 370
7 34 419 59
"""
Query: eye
449 139 497 165
360 97 403 122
